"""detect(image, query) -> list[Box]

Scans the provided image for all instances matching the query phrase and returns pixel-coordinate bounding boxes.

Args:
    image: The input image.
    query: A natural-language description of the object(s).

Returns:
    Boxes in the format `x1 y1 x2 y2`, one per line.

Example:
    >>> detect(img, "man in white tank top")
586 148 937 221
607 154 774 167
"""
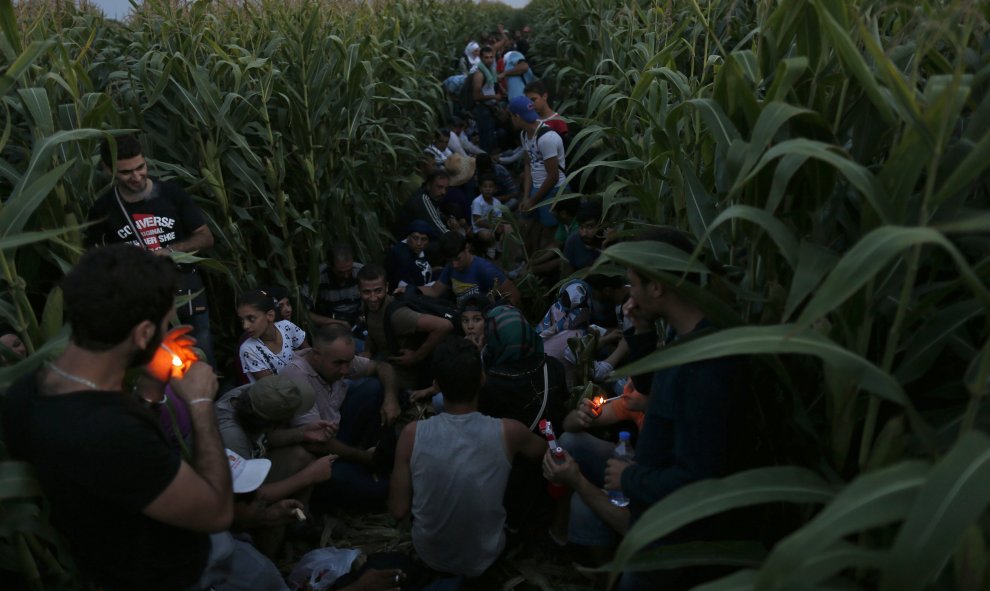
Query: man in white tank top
388 337 546 577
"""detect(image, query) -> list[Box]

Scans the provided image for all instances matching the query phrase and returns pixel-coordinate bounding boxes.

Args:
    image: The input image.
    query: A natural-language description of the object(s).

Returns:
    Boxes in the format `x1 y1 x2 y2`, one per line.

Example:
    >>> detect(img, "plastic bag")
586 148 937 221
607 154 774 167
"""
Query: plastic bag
287 547 362 591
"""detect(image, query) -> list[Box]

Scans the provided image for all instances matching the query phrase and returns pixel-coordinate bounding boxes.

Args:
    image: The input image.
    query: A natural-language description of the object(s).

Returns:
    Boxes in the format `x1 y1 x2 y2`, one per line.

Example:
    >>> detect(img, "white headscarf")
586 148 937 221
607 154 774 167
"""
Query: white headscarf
464 41 481 67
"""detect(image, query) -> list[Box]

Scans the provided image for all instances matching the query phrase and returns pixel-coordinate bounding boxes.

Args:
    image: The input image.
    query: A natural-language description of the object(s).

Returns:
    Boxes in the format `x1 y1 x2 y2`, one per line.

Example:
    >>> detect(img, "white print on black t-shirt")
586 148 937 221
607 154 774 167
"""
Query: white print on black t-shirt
116 214 178 249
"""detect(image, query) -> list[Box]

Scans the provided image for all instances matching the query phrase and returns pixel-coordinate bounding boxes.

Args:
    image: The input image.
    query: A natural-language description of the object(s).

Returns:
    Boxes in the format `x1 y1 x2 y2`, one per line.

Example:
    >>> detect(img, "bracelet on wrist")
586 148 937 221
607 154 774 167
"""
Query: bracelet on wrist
188 397 214 406
139 392 169 409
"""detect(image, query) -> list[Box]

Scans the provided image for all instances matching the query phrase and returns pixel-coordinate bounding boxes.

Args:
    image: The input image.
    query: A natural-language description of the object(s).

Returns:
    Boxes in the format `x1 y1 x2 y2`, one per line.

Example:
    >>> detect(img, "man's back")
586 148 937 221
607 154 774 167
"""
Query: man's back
2 374 210 590
410 412 511 577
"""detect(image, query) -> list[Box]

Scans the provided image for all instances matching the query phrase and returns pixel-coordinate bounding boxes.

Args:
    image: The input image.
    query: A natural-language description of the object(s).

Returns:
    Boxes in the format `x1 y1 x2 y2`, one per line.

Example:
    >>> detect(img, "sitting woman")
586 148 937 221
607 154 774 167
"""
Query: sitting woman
237 289 307 383
479 304 569 528
479 305 567 433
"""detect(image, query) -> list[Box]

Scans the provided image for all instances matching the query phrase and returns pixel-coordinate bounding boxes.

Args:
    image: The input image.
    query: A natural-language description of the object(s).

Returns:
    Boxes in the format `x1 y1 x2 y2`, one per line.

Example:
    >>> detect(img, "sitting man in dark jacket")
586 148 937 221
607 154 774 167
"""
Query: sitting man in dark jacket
543 228 749 591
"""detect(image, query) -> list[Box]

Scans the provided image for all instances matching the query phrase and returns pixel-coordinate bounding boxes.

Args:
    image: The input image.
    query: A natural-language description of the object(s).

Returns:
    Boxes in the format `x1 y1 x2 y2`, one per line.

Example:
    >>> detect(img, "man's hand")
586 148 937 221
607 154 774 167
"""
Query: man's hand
542 448 581 488
409 386 436 403
387 348 418 367
144 325 196 383
301 420 338 443
563 400 597 432
604 457 633 491
260 499 306 527
466 333 484 349
380 398 401 426
302 454 337 485
170 361 218 405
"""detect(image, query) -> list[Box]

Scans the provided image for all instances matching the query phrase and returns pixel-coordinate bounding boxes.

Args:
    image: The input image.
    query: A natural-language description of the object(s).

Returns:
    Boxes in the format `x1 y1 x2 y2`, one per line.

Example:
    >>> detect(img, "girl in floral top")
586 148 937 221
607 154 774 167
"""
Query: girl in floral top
236 290 306 383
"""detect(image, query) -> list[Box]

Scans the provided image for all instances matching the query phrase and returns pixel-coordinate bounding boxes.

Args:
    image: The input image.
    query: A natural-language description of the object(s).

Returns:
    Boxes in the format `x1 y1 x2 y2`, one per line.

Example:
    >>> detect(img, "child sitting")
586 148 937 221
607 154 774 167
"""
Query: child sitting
237 290 307 383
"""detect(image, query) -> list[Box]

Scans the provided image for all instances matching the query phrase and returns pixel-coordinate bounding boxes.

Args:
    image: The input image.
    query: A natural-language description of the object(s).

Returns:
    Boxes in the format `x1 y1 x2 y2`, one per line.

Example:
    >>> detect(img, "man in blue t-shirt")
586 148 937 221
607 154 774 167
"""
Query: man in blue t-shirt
418 232 520 307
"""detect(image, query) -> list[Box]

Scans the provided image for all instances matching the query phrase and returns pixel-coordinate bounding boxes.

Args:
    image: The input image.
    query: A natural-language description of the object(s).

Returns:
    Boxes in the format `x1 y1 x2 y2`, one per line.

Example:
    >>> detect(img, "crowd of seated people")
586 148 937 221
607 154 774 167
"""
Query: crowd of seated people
0 22 764 591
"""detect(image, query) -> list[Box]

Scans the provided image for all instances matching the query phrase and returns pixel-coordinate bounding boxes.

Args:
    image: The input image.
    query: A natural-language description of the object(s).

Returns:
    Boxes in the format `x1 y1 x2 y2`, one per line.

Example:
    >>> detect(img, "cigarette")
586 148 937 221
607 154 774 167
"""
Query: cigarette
292 508 307 521
160 344 184 367
599 395 623 405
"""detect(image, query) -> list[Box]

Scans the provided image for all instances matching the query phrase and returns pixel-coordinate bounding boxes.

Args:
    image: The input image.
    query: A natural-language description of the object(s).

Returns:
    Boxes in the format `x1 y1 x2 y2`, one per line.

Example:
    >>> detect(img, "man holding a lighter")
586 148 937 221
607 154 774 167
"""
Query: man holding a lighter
1 245 269 590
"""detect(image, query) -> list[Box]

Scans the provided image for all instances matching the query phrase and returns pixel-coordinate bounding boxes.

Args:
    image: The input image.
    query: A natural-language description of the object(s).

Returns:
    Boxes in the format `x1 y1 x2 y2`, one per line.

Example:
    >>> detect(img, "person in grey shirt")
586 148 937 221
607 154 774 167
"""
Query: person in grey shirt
388 337 546 577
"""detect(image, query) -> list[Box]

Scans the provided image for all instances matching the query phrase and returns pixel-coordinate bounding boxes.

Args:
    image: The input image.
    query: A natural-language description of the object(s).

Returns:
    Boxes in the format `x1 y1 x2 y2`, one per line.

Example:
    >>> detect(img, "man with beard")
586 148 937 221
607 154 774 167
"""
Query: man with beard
86 134 216 367
0 245 270 591
357 263 453 390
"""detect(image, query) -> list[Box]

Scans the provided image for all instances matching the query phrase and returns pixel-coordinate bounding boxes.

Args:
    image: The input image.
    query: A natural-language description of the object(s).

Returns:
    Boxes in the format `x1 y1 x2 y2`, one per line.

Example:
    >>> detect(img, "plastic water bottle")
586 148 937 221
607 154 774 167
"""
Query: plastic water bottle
608 431 633 507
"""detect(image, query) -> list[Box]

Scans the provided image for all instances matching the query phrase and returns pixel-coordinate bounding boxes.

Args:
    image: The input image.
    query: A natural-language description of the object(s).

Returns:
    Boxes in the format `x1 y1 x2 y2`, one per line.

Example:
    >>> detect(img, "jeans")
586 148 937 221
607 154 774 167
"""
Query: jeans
559 432 620 547
313 377 390 511
473 103 497 153
184 308 216 369
188 532 288 591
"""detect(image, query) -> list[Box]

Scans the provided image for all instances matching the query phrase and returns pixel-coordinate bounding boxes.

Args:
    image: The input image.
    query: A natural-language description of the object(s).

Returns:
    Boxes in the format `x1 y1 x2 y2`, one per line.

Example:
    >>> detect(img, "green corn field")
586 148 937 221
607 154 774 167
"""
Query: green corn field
2 0 989 588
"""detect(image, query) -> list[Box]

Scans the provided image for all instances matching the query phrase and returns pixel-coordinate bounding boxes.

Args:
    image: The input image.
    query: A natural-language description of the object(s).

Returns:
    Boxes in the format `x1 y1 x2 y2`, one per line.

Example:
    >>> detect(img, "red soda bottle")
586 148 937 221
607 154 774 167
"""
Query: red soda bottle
539 419 567 500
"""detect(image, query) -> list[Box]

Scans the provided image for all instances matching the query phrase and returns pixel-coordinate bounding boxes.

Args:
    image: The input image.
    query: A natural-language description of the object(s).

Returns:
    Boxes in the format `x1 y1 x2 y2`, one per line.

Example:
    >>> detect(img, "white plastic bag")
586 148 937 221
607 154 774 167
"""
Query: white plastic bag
287 547 362 591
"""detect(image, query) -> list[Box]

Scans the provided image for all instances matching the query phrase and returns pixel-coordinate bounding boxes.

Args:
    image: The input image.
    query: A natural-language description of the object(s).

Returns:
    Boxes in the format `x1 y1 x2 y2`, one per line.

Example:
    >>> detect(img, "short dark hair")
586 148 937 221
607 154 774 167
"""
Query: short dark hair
480 45 494 56
432 337 482 404
356 262 387 284
576 202 602 224
478 174 497 186
100 134 144 168
551 197 580 218
524 79 549 96
439 231 467 260
330 243 354 263
63 244 178 350
425 170 450 185
237 289 277 314
312 323 354 348
475 153 494 174
458 294 490 314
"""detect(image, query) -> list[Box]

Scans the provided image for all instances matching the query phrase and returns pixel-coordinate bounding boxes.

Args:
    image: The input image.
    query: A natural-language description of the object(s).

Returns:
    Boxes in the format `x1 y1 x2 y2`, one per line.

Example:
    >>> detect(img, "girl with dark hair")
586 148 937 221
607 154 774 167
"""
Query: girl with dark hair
237 290 306 383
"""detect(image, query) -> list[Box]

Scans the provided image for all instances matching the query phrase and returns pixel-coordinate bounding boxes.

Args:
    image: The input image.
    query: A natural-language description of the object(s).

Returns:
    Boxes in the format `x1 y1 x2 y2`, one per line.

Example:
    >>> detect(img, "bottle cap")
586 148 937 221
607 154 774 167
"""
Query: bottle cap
619 431 631 441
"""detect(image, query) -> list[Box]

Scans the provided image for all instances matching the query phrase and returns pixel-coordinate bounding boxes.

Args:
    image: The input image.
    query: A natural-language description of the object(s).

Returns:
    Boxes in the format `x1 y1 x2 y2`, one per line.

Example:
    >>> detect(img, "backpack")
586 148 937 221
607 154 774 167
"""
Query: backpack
382 291 459 356
522 124 567 176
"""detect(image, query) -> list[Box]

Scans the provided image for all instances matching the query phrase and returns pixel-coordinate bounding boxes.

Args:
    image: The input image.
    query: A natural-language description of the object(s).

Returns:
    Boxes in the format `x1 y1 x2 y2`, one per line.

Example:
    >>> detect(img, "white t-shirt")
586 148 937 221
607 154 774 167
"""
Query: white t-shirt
522 123 566 190
471 195 502 233
239 320 306 382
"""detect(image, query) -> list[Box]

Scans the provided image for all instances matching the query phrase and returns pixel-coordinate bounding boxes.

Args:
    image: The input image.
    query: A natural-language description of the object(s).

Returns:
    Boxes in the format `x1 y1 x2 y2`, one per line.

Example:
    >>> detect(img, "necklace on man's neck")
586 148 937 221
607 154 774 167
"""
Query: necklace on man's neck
46 362 101 390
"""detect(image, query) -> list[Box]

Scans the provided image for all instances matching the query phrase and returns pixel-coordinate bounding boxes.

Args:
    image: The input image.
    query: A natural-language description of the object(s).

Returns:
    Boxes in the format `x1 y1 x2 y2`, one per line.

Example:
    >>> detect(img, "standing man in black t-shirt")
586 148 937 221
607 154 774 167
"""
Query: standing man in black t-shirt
86 134 216 366
0 245 258 590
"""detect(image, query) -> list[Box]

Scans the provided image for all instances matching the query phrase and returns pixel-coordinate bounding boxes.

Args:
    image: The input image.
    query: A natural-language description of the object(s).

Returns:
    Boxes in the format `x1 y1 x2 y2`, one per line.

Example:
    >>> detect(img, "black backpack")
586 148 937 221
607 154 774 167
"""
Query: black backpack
382 291 459 356
522 124 567 177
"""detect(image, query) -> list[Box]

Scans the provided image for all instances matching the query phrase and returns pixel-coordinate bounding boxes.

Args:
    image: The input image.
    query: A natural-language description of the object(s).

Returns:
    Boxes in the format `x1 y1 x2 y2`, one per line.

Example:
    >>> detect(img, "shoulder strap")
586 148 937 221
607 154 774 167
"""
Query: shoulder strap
114 187 149 251
527 362 550 432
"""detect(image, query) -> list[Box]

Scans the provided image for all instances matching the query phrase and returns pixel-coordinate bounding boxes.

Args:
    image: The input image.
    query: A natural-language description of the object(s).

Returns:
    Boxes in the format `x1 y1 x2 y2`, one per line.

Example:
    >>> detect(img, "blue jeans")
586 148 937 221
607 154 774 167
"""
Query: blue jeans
188 532 287 591
184 309 216 369
521 185 563 228
313 377 391 510
473 103 497 153
559 432 619 547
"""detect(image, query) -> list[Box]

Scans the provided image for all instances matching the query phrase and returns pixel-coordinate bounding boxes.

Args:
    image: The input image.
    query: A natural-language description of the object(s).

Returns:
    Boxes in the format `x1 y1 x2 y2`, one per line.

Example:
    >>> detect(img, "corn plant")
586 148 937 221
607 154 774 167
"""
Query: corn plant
0 0 521 585
527 0 990 587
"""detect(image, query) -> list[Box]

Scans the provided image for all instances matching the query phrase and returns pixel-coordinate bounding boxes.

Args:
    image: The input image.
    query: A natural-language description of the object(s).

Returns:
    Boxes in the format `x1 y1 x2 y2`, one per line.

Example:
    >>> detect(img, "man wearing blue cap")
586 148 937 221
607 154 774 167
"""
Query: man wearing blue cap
385 220 436 290
508 94 567 252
